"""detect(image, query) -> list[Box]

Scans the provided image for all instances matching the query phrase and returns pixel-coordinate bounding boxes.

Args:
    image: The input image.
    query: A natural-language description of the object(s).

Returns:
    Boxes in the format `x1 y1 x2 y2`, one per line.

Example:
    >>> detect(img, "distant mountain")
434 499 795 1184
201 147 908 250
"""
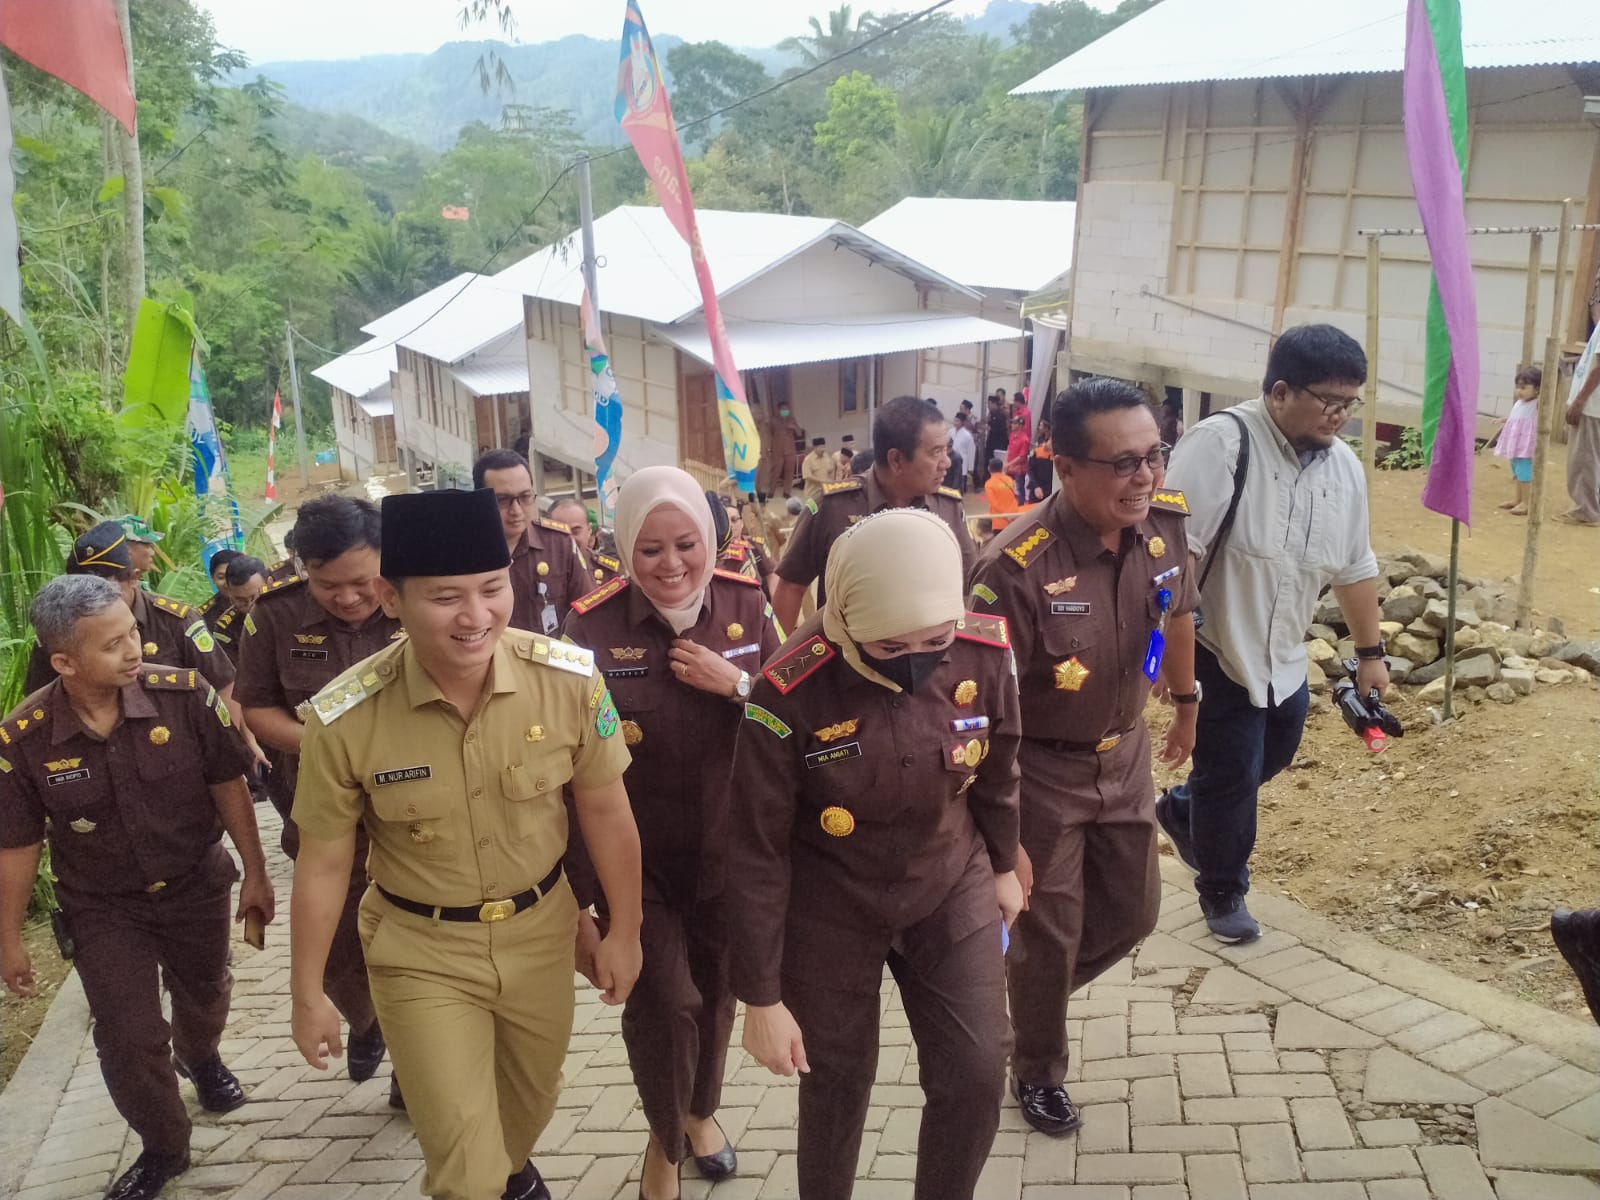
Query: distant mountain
961 0 1036 42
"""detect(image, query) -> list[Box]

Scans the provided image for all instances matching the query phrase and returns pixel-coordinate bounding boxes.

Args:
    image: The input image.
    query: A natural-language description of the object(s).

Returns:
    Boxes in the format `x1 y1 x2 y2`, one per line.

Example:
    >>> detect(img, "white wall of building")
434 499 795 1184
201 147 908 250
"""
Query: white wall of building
722 240 921 320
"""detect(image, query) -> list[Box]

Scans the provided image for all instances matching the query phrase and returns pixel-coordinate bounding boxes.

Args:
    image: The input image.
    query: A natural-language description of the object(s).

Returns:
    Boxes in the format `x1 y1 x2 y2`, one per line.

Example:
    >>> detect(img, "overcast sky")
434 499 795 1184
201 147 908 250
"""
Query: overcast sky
195 0 1114 65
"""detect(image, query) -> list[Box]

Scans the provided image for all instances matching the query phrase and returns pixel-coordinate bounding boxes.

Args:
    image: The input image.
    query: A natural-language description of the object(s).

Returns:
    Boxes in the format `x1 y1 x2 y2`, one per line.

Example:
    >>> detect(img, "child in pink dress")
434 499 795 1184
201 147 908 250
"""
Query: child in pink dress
1492 366 1541 515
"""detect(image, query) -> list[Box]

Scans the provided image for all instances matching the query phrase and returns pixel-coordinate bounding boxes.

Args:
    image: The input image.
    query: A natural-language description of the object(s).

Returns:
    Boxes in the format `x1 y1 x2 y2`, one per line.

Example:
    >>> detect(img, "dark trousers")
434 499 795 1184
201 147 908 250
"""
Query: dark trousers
620 890 736 1165
1008 727 1162 1086
65 845 236 1157
1164 644 1310 906
785 866 1009 1200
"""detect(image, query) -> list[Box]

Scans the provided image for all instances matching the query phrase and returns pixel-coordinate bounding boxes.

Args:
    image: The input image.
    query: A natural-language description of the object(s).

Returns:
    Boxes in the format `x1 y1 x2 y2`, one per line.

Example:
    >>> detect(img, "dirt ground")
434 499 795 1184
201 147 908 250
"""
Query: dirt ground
0 919 75 1088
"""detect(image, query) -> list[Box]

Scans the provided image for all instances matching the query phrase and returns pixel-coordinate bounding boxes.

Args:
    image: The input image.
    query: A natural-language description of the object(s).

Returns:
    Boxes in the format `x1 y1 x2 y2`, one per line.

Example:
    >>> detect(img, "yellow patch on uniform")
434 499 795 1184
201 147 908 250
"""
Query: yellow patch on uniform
571 575 629 615
819 806 856 837
1053 657 1090 692
536 561 551 577
44 758 81 772
142 641 159 656
969 583 998 606
294 633 328 645
610 647 647 661
149 726 171 745
1150 489 1189 514
1002 525 1051 568
822 479 862 495
744 704 791 738
243 613 257 636
955 613 1009 649
0 756 12 773
813 718 858 744
936 485 962 500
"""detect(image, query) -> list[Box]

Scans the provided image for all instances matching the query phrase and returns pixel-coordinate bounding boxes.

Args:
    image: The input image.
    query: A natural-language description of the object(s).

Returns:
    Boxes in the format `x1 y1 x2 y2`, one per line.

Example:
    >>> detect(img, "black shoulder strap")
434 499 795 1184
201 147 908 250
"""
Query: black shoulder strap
1197 411 1250 595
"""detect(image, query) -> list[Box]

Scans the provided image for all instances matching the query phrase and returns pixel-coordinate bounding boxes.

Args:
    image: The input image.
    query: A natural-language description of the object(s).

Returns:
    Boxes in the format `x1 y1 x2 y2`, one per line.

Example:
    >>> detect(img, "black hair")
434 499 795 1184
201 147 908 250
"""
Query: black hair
292 496 381 566
1515 364 1542 389
959 398 974 411
224 555 267 587
850 450 874 473
1051 377 1152 458
471 448 532 489
547 496 588 521
209 549 243 576
872 395 945 468
1012 391 1025 404
989 452 1006 474
1262 324 1367 394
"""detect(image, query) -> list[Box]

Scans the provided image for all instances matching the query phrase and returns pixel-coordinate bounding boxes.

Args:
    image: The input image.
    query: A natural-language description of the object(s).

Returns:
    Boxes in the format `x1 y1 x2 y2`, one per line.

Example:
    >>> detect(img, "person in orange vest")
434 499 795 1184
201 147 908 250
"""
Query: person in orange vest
985 453 1021 533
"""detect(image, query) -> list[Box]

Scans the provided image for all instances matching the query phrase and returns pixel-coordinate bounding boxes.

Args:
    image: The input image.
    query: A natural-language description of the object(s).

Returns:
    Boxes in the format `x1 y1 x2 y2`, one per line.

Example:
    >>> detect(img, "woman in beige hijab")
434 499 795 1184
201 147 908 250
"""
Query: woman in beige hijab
723 508 1024 1200
562 466 780 1200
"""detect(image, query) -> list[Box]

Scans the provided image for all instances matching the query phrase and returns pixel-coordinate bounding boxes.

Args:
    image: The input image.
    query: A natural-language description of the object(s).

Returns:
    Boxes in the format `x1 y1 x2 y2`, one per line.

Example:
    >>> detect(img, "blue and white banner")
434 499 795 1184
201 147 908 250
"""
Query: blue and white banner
187 346 242 574
583 287 623 517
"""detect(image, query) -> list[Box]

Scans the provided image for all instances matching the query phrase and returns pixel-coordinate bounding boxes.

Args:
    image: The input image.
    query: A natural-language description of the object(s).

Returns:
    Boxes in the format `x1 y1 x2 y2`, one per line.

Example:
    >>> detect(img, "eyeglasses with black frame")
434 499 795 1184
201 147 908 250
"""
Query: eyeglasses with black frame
1299 385 1364 416
494 491 536 512
1075 444 1172 478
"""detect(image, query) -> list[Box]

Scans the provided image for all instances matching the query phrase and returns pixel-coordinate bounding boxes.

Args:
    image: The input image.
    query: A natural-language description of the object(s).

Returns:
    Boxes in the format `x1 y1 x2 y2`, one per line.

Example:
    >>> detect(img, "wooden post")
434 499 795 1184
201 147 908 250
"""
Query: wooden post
1521 230 1543 371
1517 199 1575 629
1363 234 1380 493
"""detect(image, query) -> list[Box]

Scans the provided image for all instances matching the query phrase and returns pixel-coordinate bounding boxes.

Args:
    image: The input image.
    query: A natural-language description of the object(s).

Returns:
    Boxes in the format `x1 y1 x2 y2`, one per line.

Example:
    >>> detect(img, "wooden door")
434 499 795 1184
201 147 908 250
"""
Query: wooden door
680 372 722 471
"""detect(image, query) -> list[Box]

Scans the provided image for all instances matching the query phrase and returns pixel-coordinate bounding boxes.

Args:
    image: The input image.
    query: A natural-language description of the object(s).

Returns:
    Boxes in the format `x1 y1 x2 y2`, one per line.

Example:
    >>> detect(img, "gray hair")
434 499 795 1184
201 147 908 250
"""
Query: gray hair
30 575 125 654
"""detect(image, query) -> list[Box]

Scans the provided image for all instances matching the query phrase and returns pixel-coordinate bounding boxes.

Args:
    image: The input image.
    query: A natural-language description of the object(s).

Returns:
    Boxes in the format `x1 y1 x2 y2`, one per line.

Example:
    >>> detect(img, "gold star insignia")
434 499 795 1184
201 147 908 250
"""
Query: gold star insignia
1053 658 1090 692
819 806 855 837
1148 536 1167 558
953 679 977 706
149 726 171 745
143 641 158 656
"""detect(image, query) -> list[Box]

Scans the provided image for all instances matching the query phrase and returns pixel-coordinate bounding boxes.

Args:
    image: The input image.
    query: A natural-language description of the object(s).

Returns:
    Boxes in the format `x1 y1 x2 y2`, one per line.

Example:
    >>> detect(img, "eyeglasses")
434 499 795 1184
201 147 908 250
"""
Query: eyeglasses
494 491 536 511
1300 386 1363 416
1076 444 1171 478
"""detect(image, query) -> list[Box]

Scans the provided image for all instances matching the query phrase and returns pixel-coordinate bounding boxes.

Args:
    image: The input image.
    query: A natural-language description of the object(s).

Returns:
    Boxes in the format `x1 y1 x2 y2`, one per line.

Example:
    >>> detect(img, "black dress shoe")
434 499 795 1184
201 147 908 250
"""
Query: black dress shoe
501 1160 551 1200
1014 1077 1083 1136
388 1075 406 1111
172 1055 246 1113
104 1149 190 1200
347 1019 387 1083
1552 907 1600 1026
684 1118 737 1181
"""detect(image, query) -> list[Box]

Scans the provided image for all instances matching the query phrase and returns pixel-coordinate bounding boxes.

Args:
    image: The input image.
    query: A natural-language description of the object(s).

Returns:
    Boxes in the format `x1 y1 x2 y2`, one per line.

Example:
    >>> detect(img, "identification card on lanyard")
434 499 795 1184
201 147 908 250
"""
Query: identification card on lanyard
1143 587 1172 683
538 582 559 635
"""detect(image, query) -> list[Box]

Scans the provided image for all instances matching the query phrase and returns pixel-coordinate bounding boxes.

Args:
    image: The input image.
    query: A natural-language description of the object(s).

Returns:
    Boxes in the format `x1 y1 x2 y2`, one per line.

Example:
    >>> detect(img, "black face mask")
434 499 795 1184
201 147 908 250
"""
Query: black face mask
861 648 945 694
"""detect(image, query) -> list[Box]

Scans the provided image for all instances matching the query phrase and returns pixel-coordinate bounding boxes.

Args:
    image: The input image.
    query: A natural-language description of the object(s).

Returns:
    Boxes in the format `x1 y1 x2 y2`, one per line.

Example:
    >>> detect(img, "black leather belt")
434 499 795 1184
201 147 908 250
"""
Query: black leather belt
1023 726 1136 754
377 863 563 923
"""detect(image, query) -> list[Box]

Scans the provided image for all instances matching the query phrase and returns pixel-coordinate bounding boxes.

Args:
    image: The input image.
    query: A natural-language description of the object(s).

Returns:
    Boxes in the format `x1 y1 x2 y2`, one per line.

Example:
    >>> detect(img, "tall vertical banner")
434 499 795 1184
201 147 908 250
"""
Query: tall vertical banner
1403 0 1477 526
582 289 624 515
615 0 761 493
265 390 282 502
187 347 243 574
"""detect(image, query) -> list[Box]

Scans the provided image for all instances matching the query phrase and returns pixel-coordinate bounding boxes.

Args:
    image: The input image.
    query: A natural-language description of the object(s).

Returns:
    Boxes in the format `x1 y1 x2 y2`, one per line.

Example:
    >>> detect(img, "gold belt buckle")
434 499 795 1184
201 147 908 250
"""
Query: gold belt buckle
478 898 517 923
145 880 167 893
1094 733 1122 753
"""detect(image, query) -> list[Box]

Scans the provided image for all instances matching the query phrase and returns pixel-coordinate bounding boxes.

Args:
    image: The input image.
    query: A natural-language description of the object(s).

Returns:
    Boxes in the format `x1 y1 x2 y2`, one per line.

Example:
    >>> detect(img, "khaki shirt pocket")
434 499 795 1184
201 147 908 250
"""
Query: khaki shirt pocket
369 780 455 860
501 754 573 843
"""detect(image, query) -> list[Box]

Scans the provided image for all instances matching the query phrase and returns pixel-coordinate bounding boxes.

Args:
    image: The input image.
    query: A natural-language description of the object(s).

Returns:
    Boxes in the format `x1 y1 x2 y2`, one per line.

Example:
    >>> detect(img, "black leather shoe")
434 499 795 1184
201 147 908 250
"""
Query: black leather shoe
1552 907 1600 1026
347 1019 387 1083
104 1148 190 1200
502 1160 551 1200
388 1075 406 1111
172 1055 246 1113
684 1117 737 1181
1014 1077 1083 1136
1154 790 1198 871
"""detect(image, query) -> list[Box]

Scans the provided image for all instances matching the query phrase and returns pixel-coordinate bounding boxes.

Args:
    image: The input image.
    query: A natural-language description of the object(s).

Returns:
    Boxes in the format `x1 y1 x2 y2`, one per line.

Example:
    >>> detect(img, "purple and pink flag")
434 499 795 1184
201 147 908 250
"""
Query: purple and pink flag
1403 0 1478 526
615 0 761 493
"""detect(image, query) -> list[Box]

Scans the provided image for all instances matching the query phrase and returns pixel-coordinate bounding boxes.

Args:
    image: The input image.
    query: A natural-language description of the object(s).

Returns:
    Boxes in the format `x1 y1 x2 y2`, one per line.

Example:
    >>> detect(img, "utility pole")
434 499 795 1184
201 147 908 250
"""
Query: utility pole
284 321 310 488
579 155 599 313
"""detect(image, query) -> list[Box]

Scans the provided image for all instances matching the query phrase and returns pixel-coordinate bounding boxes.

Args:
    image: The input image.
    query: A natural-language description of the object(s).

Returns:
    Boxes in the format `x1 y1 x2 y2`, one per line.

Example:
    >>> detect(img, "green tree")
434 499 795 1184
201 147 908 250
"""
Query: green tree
779 4 883 68
814 71 898 173
665 41 770 148
890 108 993 199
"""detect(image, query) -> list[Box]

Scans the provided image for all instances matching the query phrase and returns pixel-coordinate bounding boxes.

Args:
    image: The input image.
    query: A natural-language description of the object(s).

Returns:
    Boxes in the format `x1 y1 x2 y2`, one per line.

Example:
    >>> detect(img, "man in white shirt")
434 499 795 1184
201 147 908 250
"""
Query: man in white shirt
951 411 978 493
1155 325 1387 943
1558 321 1600 526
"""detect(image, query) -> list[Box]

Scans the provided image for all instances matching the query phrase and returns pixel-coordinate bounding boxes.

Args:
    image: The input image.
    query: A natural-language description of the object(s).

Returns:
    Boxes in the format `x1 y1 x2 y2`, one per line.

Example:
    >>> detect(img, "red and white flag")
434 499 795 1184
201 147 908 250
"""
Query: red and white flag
265 390 282 502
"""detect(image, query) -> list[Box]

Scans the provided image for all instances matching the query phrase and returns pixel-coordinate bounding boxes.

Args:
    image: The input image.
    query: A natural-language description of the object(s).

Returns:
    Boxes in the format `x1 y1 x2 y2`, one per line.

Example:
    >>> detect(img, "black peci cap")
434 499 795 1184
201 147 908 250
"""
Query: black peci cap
811 436 827 447
380 489 511 578
68 521 133 575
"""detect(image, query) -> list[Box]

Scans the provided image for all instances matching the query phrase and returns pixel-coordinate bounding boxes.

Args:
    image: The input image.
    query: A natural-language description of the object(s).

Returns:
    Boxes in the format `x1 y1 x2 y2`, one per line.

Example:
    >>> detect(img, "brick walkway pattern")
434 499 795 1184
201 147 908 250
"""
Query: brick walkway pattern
7 807 1600 1200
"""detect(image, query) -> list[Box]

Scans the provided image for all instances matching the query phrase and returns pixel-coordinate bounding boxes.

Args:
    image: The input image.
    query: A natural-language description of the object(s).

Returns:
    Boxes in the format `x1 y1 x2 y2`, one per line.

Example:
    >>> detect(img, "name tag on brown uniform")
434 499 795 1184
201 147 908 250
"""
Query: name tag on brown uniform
46 769 91 787
290 648 330 661
721 643 761 659
374 765 432 786
805 742 862 769
1050 601 1091 616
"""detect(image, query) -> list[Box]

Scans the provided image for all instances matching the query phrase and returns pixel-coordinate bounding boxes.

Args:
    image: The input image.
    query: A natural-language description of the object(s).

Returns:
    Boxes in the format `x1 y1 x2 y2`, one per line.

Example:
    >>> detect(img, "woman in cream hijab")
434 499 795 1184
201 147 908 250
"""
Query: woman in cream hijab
562 466 780 1200
724 508 1025 1200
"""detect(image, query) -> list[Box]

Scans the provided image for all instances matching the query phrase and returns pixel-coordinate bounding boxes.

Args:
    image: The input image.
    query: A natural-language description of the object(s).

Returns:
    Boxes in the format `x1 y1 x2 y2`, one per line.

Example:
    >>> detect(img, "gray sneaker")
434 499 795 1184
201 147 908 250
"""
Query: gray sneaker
1154 791 1197 872
1202 895 1260 944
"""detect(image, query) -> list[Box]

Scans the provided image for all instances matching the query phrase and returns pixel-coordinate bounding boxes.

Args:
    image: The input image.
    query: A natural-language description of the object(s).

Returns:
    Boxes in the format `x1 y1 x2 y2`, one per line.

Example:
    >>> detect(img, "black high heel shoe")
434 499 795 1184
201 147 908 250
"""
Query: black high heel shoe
685 1116 737 1182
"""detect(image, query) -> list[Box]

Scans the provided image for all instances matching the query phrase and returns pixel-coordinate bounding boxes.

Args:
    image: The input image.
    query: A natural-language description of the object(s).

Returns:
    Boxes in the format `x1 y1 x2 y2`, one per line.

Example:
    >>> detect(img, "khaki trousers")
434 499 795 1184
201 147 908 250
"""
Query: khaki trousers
358 879 578 1200
1008 727 1163 1086
1567 413 1600 522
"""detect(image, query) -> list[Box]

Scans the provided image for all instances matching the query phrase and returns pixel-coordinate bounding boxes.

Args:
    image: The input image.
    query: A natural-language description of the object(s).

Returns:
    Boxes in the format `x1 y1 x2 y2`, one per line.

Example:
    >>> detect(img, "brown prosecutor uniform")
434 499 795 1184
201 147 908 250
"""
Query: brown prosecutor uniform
508 517 584 636
294 632 631 1200
234 572 402 1033
717 535 775 583
967 489 1197 1087
23 588 236 695
576 546 624 591
0 669 251 1158
776 475 975 610
563 569 779 1163
727 614 1019 1200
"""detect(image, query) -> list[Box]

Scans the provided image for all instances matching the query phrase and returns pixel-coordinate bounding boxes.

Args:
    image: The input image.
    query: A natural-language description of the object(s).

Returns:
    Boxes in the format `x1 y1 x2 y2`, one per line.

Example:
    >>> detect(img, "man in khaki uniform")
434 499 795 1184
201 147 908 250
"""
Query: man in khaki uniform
800 437 833 502
290 487 644 1200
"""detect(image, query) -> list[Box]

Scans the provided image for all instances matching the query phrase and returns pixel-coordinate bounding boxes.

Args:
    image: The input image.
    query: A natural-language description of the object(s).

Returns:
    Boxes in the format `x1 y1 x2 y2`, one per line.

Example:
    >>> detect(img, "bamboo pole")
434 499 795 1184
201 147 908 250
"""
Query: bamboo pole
1521 231 1543 371
1442 520 1460 719
1516 199 1575 629
1363 235 1379 491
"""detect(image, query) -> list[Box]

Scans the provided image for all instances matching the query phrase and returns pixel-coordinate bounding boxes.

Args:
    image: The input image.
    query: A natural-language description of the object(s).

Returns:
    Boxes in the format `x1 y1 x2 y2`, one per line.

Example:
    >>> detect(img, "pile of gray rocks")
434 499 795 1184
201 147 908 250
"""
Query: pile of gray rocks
1303 548 1599 706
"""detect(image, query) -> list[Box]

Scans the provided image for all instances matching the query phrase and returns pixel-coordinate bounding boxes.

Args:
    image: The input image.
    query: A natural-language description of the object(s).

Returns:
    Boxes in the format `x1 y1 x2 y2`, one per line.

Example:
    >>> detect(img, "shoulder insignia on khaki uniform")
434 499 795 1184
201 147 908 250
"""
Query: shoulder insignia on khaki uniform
512 632 595 677
1150 489 1189 515
936 486 962 501
956 612 1010 648
763 636 834 694
261 574 308 595
571 575 629 614
588 675 608 711
150 594 193 620
713 567 761 588
822 479 862 495
309 662 387 725
536 516 575 536
1002 523 1051 569
142 667 200 690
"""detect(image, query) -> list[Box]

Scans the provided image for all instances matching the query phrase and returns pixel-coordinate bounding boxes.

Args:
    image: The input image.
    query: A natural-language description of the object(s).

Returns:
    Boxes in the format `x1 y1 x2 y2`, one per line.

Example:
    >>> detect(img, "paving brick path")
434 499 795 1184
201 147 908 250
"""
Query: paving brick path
6 807 1600 1200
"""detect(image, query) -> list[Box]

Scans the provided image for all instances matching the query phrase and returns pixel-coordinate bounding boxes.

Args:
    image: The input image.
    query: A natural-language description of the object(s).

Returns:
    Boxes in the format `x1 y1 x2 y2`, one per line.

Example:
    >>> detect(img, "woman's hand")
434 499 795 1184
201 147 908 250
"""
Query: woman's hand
669 638 743 697
743 1003 810 1077
995 870 1025 927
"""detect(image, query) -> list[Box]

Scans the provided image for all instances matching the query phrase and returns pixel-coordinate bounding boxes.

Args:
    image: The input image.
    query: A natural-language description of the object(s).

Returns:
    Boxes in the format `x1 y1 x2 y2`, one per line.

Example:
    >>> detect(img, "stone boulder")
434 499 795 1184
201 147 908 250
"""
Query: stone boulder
1465 586 1499 619
1417 677 1449 704
1307 623 1340 645
1464 685 1489 704
1393 631 1441 666
1313 594 1346 629
1477 621 1511 649
1536 668 1574 685
1406 575 1447 600
1455 655 1500 687
1489 594 1520 627
1504 630 1534 657
1501 668 1535 696
1306 638 1339 666
1424 598 1479 630
1457 643 1499 663
1380 587 1428 625
1502 655 1536 672
1397 548 1450 578
1381 558 1415 585
1306 659 1328 694
1453 626 1481 649
1553 640 1600 674
1528 631 1559 658
1386 657 1415 684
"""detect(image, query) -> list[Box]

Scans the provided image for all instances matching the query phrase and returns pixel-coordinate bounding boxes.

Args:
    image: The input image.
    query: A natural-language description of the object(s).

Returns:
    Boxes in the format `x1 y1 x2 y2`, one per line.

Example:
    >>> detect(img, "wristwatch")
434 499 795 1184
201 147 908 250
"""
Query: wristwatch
730 670 753 703
1170 681 1203 705
1355 642 1386 661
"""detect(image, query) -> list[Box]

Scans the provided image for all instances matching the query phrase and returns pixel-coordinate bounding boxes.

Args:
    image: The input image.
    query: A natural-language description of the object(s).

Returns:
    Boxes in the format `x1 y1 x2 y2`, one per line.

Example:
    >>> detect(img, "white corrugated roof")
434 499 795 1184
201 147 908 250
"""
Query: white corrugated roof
655 311 1022 372
1011 0 1600 94
493 205 979 325
359 272 479 338
357 394 394 418
310 339 397 399
447 357 530 396
861 198 1076 293
394 276 525 364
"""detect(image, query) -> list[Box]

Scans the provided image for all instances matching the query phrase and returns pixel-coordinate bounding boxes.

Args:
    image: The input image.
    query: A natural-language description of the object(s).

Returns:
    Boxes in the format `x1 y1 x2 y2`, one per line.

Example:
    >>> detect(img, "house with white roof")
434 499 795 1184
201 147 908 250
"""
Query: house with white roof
496 205 1023 493
862 196 1077 403
1013 0 1600 430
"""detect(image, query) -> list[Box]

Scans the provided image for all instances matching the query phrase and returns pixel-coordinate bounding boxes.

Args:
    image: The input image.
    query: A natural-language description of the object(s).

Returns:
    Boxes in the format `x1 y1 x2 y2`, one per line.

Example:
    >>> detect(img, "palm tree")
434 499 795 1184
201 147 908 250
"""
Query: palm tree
342 220 429 318
890 108 994 198
779 5 882 67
